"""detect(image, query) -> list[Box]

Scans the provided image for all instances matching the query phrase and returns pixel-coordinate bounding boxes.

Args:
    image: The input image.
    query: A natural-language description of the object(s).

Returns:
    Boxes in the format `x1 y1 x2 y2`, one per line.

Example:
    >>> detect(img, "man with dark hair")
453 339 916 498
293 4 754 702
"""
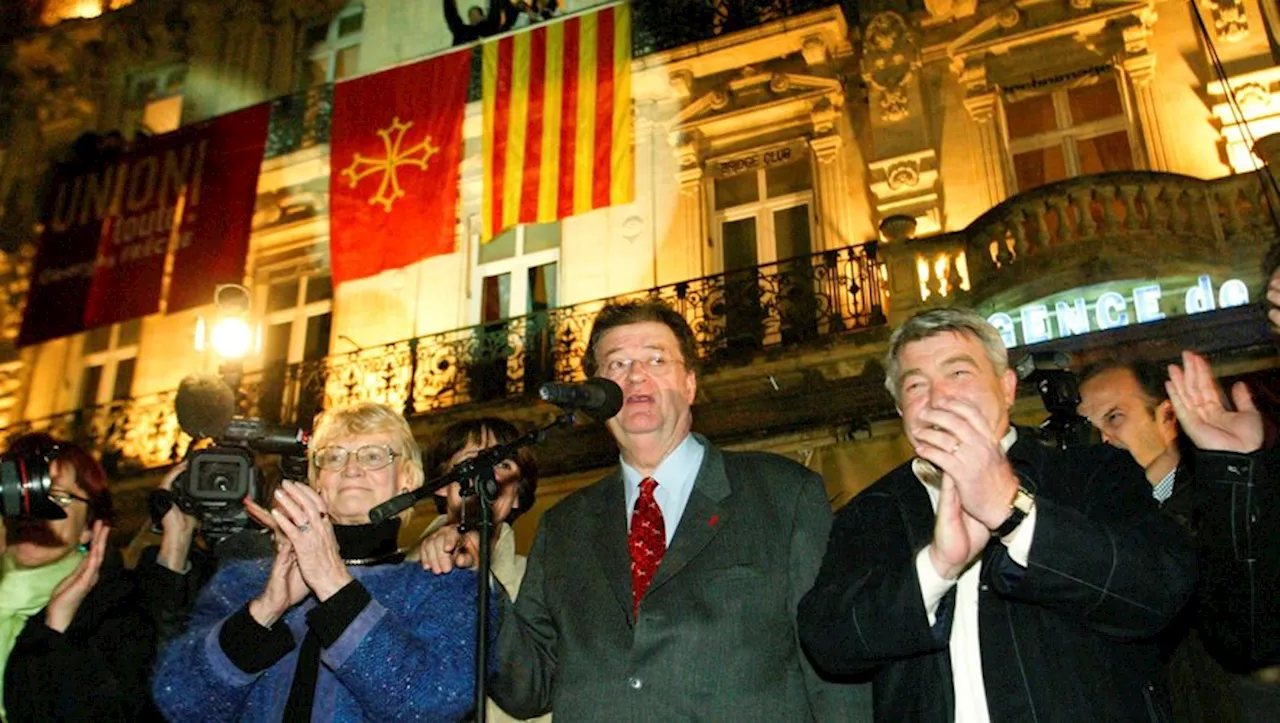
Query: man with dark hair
1078 359 1185 506
423 299 870 720
1079 358 1248 721
798 307 1196 721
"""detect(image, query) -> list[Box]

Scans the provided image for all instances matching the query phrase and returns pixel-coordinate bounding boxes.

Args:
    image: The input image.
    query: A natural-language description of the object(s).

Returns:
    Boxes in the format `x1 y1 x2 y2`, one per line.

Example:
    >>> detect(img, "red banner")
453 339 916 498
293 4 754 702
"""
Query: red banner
329 49 471 285
19 104 269 346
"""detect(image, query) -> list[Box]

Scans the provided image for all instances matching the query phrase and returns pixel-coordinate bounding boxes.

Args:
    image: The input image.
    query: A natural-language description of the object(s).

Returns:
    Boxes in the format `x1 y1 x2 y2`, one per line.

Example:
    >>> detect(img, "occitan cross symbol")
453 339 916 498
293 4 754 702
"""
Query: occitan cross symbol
341 116 440 212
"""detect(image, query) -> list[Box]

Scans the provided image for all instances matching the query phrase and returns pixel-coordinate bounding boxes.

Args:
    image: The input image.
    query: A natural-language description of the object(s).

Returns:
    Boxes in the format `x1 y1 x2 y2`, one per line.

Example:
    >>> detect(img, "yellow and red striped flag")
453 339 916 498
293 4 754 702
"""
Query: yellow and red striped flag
481 3 633 242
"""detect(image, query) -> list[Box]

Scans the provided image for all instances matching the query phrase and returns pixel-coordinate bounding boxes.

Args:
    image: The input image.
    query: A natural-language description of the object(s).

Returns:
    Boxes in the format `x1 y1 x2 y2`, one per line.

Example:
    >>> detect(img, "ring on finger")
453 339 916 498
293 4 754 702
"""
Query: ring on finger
297 521 311 533
951 441 961 454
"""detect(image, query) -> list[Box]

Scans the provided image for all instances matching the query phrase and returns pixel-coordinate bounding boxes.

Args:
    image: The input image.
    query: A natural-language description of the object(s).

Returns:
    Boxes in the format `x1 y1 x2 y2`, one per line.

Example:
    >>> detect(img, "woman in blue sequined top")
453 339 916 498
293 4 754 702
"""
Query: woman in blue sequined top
153 402 485 722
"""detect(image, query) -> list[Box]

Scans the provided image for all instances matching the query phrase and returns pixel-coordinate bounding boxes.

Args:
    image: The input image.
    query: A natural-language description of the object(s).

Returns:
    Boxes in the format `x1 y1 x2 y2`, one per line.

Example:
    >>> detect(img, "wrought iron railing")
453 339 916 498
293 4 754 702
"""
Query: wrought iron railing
0 242 884 470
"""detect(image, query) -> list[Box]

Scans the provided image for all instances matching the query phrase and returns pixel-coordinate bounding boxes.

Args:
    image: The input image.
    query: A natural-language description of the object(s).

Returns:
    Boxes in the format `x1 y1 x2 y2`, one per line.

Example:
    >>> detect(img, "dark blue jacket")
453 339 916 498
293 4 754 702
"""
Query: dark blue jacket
153 558 485 722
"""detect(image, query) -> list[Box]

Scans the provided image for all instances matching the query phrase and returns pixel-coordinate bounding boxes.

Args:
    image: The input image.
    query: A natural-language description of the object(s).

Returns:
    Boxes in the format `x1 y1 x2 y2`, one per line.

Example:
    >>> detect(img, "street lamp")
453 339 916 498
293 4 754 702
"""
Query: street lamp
195 284 259 394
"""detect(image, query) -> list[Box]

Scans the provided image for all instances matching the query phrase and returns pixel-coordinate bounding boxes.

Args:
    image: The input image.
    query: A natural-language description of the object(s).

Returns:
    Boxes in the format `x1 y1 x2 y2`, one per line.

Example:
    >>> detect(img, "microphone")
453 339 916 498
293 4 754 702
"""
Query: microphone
538 378 624 419
175 373 237 439
221 418 309 455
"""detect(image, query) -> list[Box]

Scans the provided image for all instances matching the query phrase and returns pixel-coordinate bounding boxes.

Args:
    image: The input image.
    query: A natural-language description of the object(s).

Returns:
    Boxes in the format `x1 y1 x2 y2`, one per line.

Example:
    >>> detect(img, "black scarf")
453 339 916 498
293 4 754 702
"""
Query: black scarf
283 518 403 721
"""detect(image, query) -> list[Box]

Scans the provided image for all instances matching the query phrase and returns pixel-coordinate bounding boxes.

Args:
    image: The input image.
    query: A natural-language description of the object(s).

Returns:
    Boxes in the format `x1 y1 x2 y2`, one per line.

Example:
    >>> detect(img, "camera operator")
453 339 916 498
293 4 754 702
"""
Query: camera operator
152 401 490 721
0 433 157 722
135 461 212 646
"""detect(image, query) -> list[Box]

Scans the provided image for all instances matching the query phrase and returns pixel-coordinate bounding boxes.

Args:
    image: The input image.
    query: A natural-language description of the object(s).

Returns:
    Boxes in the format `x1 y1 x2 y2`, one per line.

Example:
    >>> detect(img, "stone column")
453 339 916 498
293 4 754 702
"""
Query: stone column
809 134 855 250
1121 53 1169 172
674 165 707 279
963 91 1009 209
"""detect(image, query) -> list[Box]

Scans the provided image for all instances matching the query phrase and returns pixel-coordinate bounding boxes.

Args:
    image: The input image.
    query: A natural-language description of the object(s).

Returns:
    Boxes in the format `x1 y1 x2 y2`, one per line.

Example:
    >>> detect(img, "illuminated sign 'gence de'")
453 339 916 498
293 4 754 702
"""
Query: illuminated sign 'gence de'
988 275 1250 348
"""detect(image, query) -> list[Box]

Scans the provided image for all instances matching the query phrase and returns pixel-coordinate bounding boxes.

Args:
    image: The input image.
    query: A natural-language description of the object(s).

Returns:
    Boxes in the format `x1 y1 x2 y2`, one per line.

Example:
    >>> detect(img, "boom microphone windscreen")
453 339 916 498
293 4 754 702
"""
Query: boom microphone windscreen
175 373 237 439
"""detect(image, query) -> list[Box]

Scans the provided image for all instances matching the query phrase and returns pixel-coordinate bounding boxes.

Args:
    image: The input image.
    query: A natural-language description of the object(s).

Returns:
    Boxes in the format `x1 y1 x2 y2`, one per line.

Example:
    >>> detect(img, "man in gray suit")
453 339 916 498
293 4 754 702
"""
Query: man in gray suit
422 299 869 721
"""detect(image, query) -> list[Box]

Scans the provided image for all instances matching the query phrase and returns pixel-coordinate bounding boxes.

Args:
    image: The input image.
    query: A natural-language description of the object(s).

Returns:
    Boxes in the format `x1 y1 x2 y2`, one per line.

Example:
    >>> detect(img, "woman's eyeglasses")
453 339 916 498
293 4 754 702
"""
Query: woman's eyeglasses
313 445 398 471
49 490 90 508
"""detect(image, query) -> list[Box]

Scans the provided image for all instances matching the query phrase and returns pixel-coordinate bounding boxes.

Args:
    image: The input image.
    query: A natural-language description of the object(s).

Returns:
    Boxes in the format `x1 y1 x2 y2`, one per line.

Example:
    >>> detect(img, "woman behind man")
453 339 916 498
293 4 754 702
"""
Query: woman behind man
153 402 486 722
0 433 157 722
419 417 549 723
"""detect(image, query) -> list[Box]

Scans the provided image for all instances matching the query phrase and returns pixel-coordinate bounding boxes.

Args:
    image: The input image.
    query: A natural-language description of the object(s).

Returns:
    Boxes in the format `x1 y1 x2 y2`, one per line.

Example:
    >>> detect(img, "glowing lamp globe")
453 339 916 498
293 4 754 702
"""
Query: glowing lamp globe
210 317 253 360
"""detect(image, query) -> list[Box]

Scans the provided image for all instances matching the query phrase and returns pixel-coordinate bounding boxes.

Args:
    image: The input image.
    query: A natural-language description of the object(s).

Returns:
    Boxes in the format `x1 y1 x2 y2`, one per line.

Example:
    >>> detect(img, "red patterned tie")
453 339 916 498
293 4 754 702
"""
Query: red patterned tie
629 477 666 616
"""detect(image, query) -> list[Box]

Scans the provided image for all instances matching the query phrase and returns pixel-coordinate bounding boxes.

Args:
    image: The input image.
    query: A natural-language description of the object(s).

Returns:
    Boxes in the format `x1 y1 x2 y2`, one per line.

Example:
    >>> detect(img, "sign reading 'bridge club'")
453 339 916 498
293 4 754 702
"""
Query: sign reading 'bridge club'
710 140 807 178
19 104 270 346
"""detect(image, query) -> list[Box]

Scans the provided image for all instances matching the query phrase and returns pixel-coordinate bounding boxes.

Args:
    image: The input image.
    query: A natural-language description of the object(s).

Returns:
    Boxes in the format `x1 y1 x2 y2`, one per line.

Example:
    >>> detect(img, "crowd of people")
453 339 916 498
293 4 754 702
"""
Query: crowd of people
444 0 562 46
0 265 1272 721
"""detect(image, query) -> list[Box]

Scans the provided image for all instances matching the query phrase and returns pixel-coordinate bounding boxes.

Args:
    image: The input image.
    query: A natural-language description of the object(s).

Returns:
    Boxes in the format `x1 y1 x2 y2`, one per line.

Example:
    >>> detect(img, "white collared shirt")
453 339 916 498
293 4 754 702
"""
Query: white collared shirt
1152 467 1177 505
912 428 1036 723
620 434 704 546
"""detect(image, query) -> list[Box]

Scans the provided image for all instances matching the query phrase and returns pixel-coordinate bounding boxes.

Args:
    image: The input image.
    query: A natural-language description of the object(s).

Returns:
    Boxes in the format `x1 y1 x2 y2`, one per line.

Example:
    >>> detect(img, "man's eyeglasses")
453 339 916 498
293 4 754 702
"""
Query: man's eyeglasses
600 352 684 380
50 490 90 508
313 445 398 472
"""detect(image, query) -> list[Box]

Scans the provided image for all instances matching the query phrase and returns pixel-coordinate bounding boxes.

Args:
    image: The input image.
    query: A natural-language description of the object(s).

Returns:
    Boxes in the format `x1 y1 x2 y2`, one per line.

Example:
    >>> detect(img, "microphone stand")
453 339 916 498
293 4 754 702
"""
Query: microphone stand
367 412 579 722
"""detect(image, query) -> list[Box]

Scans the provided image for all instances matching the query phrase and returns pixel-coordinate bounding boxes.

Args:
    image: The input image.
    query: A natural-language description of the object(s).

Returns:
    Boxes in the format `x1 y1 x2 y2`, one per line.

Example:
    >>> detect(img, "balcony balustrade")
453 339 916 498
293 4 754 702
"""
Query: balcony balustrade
1 243 884 471
886 170 1278 310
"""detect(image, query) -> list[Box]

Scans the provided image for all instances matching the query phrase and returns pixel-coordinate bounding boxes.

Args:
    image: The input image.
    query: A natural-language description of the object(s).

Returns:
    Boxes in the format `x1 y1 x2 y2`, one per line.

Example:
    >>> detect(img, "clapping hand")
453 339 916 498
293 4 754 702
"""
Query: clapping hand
270 481 353 602
46 521 109 633
1167 350 1263 454
245 494 309 627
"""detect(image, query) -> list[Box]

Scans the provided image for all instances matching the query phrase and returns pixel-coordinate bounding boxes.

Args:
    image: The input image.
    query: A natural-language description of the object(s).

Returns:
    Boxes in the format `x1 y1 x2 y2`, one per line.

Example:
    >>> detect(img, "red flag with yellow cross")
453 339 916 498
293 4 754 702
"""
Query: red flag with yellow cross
329 49 471 284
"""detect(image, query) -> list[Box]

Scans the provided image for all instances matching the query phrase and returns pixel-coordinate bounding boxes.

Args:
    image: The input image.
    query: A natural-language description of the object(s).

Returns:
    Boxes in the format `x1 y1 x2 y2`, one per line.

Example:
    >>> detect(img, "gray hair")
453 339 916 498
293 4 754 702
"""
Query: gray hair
883 307 1009 402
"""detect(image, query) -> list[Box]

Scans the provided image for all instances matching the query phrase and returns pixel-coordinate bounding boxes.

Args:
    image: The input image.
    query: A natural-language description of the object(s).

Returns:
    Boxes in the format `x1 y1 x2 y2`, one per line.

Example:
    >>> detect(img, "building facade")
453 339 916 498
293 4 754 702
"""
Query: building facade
1 0 1277 541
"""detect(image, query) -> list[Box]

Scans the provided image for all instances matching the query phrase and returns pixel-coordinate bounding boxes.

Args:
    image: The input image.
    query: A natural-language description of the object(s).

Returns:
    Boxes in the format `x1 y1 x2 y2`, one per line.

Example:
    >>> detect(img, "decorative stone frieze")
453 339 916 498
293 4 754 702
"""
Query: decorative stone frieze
860 12 920 124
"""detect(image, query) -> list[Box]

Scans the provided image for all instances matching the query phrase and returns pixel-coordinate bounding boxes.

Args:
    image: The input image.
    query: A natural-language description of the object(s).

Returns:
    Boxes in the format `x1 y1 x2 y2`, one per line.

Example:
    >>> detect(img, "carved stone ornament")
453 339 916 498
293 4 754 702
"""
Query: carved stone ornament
1235 82 1271 110
886 161 921 190
880 88 910 123
1202 0 1250 42
860 12 920 123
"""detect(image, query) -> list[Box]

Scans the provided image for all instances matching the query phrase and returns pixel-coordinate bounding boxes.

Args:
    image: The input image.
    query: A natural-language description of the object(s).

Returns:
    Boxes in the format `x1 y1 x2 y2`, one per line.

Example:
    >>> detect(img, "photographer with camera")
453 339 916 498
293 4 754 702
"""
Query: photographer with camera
0 433 157 722
152 401 489 722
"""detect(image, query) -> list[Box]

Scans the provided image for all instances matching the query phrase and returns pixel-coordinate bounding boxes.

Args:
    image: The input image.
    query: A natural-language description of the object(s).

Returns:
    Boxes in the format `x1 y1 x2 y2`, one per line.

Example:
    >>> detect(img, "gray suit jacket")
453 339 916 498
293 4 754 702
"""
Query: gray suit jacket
491 434 871 722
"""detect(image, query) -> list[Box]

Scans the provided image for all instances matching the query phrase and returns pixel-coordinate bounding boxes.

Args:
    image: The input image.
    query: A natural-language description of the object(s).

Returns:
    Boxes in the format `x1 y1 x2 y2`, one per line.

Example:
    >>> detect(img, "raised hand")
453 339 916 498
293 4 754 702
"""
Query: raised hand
1167 350 1264 454
927 473 991 580
418 523 481 574
249 538 309 628
271 481 353 602
46 520 109 633
156 461 198 573
912 398 1020 530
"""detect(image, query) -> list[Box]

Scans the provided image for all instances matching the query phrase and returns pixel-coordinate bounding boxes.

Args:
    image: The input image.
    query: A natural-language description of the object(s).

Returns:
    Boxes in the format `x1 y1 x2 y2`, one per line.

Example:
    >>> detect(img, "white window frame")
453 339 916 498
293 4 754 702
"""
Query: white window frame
304 4 364 86
78 321 141 407
469 222 561 325
258 273 334 367
1005 75 1137 192
710 162 817 274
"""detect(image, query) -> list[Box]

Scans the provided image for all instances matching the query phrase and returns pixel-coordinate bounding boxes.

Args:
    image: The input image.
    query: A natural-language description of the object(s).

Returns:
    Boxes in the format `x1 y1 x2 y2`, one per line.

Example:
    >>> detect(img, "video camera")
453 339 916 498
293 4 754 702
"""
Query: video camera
171 373 310 542
172 418 309 541
1014 351 1095 450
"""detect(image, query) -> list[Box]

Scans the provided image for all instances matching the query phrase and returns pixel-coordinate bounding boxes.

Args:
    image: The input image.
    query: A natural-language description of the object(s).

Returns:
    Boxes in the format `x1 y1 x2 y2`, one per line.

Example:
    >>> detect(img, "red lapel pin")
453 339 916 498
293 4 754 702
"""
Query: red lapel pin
708 514 720 528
